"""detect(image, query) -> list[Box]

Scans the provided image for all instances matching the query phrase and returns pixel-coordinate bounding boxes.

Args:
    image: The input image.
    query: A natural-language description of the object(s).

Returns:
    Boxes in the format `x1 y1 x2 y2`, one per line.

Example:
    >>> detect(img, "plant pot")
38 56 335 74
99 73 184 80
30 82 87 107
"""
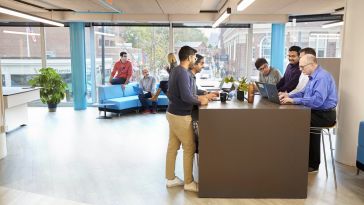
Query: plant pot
237 90 245 101
48 103 58 112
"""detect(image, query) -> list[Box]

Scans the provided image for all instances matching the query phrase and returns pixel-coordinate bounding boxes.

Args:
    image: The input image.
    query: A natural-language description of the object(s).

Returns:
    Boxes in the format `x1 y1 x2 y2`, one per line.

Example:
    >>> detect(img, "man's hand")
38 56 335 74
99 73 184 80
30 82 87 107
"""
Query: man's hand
198 96 209 105
150 95 158 102
205 93 216 100
280 97 294 104
278 91 288 100
121 84 126 89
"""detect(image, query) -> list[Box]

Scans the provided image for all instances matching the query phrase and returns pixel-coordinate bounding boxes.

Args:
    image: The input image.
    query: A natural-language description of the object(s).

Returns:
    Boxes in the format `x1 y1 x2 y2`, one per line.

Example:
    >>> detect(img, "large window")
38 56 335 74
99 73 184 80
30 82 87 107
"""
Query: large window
251 24 272 80
94 26 169 86
174 27 249 80
0 27 41 87
286 21 342 58
44 27 73 103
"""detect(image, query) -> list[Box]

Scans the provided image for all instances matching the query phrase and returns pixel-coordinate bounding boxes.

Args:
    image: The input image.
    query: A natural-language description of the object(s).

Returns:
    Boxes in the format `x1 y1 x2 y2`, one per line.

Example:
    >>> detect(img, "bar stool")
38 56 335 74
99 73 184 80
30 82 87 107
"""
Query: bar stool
310 122 337 189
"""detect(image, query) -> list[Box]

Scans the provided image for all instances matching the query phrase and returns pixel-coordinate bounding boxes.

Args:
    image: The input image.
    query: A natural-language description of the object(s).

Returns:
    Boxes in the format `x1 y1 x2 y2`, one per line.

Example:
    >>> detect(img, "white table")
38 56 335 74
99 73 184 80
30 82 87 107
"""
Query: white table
2 87 40 132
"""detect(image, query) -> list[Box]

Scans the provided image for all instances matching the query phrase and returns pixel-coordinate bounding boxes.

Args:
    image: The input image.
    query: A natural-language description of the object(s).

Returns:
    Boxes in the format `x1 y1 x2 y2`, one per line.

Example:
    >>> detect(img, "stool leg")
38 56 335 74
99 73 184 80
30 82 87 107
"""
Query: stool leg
104 106 107 118
328 129 337 189
321 129 328 178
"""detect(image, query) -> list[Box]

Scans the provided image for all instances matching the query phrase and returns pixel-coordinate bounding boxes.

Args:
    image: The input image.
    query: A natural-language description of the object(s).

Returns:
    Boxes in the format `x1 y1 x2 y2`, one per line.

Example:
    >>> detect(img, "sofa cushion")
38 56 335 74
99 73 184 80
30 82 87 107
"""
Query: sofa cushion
123 82 138 97
98 85 123 103
157 95 169 106
104 96 139 110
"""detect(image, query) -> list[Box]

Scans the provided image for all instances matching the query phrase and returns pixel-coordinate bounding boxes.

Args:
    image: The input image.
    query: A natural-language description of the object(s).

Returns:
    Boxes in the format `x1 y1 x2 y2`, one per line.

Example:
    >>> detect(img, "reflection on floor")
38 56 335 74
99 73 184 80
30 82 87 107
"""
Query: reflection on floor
0 107 364 205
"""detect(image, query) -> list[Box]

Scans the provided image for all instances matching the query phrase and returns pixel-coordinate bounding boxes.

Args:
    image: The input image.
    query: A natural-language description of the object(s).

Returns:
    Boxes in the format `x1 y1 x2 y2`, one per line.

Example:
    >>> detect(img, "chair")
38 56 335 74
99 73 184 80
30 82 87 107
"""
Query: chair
311 122 337 189
357 121 364 175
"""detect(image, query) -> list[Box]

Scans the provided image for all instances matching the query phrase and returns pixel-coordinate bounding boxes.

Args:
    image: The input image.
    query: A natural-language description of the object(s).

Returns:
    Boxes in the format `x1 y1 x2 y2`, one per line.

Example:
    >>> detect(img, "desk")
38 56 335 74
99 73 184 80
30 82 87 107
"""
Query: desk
2 87 40 132
198 96 310 198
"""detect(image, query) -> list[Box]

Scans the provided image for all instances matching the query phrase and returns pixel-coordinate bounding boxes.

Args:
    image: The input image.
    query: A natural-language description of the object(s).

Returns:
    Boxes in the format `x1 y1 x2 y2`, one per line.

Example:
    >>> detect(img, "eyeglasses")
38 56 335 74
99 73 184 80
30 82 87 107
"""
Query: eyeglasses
121 55 127 58
299 63 312 69
258 64 265 71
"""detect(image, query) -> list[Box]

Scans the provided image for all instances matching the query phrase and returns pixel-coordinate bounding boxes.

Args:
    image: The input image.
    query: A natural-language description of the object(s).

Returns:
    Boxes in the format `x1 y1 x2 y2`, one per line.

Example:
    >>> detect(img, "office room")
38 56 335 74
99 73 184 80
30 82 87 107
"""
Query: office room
0 0 364 204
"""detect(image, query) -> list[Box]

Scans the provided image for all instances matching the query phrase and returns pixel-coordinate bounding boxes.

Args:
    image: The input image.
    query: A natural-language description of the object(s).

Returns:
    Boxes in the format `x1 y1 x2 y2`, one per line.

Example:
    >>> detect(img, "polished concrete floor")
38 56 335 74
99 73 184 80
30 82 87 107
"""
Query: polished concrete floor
0 107 364 205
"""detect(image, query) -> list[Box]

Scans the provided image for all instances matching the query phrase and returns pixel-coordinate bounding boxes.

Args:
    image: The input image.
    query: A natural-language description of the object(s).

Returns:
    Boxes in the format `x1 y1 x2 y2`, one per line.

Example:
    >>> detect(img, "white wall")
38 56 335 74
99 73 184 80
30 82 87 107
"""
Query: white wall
336 0 364 165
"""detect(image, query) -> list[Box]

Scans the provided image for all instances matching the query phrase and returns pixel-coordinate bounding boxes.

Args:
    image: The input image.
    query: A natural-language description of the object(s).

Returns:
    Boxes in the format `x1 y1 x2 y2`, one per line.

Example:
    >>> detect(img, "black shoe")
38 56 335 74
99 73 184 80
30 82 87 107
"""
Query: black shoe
308 167 319 173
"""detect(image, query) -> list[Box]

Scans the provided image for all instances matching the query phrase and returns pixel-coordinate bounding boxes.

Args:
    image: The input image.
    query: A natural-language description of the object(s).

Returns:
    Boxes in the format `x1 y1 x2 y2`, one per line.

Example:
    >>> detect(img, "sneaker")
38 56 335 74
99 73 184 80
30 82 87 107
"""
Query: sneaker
308 167 319 173
166 177 184 188
184 181 199 192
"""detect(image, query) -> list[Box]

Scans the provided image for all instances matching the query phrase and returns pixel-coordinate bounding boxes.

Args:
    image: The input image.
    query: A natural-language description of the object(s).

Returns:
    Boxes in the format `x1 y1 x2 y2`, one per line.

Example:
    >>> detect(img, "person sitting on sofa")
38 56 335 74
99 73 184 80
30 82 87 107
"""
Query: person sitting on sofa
138 68 157 114
109 51 133 89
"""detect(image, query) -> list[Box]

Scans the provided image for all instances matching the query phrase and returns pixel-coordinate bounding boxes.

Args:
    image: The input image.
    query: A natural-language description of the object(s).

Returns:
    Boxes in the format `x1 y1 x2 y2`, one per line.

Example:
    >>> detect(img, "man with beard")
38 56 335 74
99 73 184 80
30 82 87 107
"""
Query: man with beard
276 46 302 93
165 46 209 192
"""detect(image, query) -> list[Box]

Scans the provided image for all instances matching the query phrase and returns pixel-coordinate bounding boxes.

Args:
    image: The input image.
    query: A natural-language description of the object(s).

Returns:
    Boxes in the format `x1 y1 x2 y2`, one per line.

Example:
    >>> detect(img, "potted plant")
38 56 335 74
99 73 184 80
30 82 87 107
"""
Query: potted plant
237 76 248 101
29 67 67 112
222 75 235 91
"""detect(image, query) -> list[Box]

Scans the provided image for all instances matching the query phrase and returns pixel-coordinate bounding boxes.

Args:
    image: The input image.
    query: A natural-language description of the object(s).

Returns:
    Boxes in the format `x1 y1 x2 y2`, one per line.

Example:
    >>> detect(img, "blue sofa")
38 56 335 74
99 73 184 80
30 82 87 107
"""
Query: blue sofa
98 82 168 113
357 121 364 173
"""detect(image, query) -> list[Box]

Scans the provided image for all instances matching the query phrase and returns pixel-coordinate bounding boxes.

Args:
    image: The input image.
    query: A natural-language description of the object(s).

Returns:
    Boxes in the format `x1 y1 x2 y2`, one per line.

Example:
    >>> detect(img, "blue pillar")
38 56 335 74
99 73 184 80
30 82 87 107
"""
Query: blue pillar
69 22 87 110
270 24 285 74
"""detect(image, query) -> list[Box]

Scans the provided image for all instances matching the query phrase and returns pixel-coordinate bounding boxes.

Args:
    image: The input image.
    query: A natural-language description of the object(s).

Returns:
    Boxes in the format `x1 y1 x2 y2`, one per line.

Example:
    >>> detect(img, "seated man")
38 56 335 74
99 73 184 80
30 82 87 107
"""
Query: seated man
255 58 282 84
109 51 133 89
289 47 317 95
279 54 337 173
138 68 157 114
276 46 302 93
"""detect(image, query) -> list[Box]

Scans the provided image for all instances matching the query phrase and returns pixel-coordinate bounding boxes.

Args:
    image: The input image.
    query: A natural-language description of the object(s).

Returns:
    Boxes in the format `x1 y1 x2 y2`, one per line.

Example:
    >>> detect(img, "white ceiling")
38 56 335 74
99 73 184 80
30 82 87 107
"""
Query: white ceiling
0 0 345 23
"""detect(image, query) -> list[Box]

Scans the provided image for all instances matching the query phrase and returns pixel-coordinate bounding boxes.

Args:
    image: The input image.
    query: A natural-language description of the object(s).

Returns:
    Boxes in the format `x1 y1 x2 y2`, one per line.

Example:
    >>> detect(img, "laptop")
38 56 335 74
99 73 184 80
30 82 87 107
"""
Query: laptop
264 83 281 104
255 81 268 98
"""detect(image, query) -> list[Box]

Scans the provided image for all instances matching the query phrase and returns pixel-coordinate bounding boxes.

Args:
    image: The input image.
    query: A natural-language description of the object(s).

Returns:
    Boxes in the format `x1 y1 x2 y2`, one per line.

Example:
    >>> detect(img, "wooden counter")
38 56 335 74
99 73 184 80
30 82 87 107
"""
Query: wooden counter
198 96 310 198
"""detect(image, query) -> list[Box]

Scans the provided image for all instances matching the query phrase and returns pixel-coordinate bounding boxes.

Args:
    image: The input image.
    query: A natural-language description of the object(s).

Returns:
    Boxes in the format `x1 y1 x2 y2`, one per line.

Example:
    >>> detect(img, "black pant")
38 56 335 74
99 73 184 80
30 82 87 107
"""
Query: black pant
309 109 336 169
159 81 168 94
110 77 126 85
138 92 157 111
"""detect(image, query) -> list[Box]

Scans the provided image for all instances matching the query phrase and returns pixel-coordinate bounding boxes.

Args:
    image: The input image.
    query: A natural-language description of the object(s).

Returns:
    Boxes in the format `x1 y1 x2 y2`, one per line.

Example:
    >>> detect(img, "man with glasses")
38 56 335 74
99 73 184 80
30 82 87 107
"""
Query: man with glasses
255 58 281 84
279 54 337 173
109 51 133 88
276 46 302 93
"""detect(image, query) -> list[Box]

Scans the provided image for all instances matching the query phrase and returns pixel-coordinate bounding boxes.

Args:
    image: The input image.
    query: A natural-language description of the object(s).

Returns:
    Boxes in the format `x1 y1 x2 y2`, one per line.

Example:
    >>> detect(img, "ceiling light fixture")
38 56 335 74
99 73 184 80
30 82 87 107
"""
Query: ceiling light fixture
3 30 40 36
322 21 344 28
95 31 115 37
0 6 64 27
237 0 256 11
212 8 231 28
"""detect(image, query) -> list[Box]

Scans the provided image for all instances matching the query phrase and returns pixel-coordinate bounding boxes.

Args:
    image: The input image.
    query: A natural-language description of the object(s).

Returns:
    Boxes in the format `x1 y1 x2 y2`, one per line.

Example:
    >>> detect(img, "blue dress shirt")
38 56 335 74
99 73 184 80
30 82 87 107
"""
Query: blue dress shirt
289 66 337 110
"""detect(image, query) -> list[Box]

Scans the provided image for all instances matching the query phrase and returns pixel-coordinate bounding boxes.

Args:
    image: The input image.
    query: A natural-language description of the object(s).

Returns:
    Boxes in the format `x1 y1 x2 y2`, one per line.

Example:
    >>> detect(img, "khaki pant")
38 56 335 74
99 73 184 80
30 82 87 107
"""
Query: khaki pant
166 112 195 184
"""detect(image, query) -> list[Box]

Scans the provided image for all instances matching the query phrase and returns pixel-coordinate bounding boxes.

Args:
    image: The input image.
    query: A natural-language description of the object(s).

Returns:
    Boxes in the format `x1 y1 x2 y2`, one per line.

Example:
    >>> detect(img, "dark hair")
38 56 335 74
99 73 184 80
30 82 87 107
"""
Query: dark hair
288 46 301 55
195 54 204 65
255 58 268 70
178 46 197 61
120 51 127 57
300 47 316 56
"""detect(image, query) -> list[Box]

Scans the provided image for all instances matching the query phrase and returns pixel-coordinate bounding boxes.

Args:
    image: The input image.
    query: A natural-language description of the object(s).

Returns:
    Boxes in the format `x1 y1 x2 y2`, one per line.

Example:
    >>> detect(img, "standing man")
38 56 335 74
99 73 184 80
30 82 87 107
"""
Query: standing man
138 68 157 114
165 46 208 192
109 51 133 89
279 54 337 172
255 58 281 84
276 46 302 93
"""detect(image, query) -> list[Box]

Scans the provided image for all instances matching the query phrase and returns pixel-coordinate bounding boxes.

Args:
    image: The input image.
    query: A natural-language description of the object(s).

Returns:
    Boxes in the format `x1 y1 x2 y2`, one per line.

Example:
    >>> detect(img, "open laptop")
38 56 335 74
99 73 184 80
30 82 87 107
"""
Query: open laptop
264 83 281 104
255 81 268 98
